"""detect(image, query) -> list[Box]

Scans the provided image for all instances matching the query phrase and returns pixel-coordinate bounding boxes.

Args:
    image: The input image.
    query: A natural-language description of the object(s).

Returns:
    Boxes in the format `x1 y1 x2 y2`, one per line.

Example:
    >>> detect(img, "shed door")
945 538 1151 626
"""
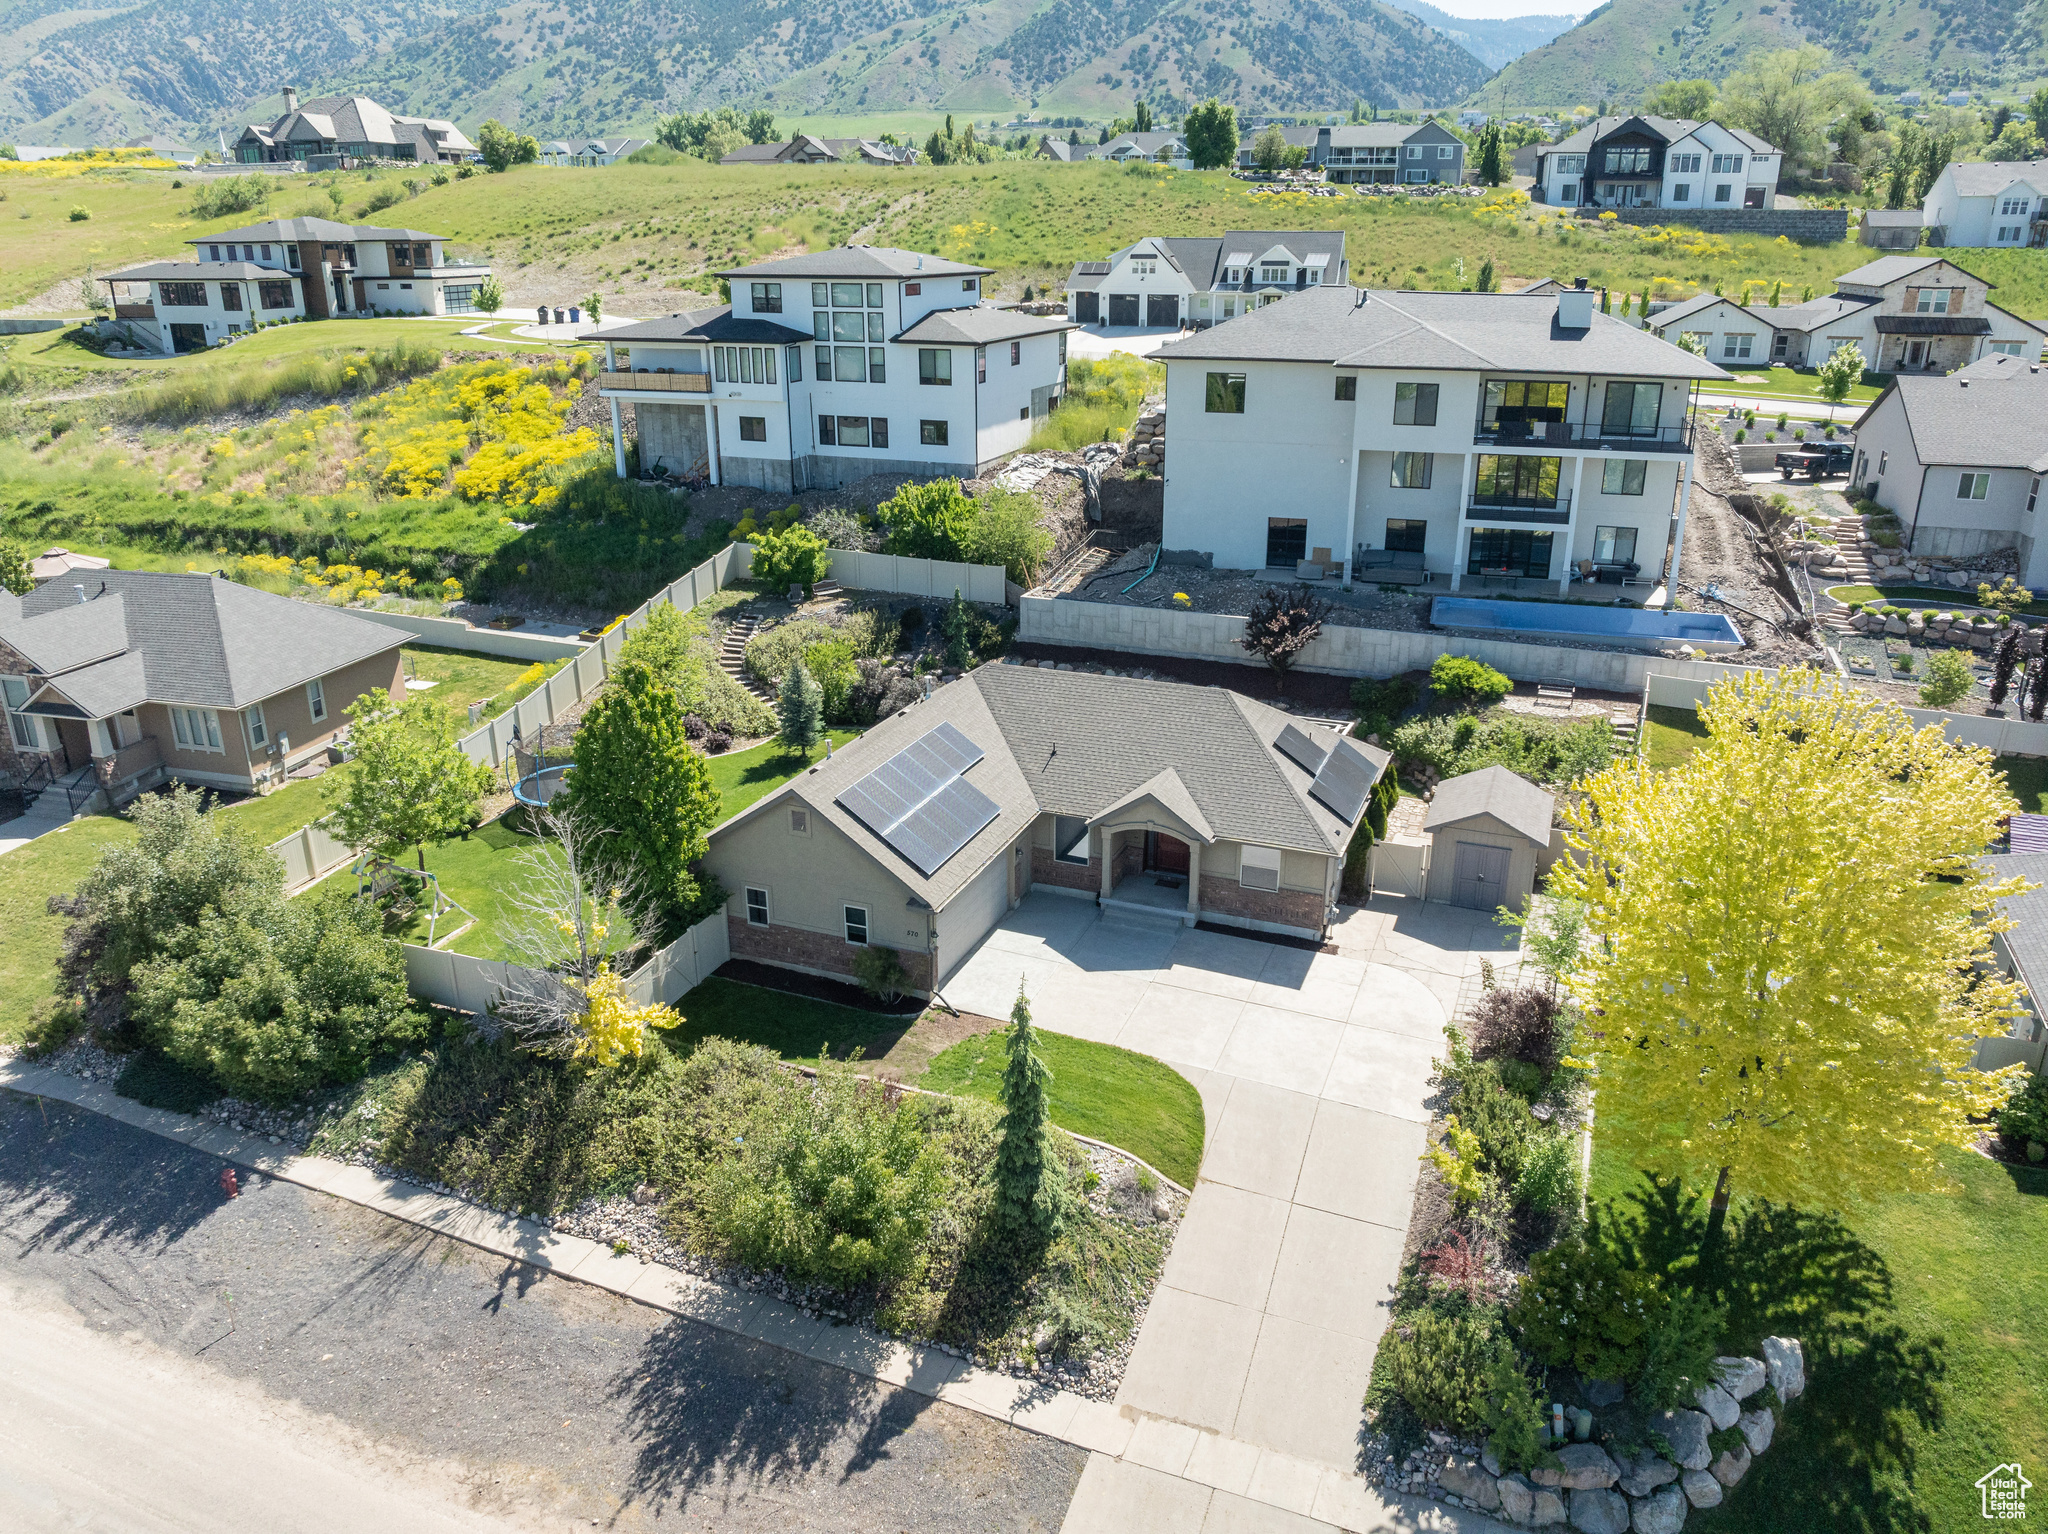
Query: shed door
1449 841 1510 911
1146 293 1179 328
1074 291 1100 324
1107 293 1140 327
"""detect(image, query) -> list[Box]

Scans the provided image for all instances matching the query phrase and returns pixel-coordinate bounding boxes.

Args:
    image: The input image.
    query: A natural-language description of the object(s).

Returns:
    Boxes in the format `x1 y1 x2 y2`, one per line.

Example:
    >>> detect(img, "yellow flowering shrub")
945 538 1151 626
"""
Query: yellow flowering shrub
571 966 680 1066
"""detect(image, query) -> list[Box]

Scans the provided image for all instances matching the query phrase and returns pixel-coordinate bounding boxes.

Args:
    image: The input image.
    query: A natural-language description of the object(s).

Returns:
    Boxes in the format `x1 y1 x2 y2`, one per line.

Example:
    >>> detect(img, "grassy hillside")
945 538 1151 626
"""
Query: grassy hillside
1382 0 1578 73
1470 0 2048 113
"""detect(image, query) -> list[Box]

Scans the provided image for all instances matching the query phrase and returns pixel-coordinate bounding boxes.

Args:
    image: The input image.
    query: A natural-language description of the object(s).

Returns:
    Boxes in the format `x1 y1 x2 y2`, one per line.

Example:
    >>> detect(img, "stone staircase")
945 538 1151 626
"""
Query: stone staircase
1608 707 1641 753
1816 514 1876 635
718 615 776 702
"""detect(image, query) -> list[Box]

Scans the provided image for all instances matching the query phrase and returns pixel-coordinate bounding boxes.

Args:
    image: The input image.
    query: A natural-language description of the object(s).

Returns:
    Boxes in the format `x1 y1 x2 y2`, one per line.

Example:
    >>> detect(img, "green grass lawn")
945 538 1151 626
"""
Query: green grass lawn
0 817 137 1042
5 317 553 379
708 729 861 822
919 1025 1205 1187
1701 364 1885 406
666 975 906 1060
1827 584 2048 621
1643 703 1709 770
1996 755 2048 813
1590 1104 2048 1534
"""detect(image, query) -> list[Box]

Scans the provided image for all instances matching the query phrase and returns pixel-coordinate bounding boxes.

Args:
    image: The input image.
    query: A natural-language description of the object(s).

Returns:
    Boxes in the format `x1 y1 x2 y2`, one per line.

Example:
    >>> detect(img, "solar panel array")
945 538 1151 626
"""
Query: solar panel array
835 721 1001 877
1274 722 1332 775
1308 740 1374 824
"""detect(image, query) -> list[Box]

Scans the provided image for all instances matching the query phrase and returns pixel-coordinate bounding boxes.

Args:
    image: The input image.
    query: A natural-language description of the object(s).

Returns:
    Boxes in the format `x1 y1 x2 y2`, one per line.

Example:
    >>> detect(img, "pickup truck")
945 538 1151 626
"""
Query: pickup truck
1774 442 1856 480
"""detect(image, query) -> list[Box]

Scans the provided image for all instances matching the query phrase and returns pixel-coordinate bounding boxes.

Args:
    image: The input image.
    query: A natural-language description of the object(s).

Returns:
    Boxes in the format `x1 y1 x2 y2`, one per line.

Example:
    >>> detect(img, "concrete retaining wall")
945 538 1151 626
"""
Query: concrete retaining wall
1574 207 1850 241
350 609 589 661
0 318 75 334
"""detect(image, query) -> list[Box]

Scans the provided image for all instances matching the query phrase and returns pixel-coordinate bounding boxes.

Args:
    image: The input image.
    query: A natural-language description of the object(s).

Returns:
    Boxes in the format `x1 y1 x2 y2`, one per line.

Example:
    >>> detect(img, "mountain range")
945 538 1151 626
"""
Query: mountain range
1380 0 1579 74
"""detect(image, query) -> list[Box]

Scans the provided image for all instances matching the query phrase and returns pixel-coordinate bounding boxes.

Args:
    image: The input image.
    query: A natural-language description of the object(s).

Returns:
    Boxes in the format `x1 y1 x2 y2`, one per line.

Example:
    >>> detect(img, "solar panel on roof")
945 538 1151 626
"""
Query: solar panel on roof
1308 741 1373 824
1275 723 1331 775
835 724 999 877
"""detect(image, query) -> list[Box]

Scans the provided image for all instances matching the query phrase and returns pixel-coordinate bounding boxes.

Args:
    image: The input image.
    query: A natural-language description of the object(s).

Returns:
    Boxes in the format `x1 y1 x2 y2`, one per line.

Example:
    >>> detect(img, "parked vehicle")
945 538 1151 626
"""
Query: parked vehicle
1775 442 1856 480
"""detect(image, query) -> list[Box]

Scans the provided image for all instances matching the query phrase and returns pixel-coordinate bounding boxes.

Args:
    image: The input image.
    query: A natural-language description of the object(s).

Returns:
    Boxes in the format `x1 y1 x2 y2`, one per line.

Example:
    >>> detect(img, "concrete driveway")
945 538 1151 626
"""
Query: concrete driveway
943 892 1521 1532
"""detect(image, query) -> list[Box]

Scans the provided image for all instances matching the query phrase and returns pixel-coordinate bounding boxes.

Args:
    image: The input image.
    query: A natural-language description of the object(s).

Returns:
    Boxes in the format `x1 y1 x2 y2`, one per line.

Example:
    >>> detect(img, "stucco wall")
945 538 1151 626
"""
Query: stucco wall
1423 814 1542 910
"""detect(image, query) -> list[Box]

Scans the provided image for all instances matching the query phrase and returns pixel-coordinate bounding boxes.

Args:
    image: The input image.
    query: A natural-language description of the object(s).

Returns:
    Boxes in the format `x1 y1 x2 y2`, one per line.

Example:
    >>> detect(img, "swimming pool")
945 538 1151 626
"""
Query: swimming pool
1430 597 1744 651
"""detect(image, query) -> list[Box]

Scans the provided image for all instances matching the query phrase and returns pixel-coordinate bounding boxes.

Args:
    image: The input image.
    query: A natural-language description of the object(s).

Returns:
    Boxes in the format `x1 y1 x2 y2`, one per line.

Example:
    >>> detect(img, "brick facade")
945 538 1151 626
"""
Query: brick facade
1032 845 1098 892
727 910 934 993
1198 873 1328 934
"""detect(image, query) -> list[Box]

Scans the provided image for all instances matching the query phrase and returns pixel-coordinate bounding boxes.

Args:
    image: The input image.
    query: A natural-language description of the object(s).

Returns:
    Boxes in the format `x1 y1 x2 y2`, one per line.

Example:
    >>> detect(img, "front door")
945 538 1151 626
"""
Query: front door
1146 293 1179 328
1146 832 1191 876
1905 340 1926 369
1107 293 1140 327
1074 290 1100 324
1449 841 1510 910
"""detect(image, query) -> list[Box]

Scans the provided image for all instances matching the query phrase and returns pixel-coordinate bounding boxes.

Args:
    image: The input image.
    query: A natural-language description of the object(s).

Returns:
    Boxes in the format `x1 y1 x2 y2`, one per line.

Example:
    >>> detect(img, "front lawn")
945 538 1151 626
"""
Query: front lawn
668 975 906 1061
0 817 137 1042
1826 584 2048 621
1700 364 1884 406
920 1025 1206 1187
1643 703 1708 770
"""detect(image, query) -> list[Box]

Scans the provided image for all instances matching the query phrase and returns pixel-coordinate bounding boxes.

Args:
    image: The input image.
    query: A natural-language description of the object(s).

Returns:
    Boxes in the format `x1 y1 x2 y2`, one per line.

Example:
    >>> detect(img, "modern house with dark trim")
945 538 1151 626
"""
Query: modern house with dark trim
1065 232 1348 330
226 86 476 167
1235 120 1465 184
1534 116 1780 210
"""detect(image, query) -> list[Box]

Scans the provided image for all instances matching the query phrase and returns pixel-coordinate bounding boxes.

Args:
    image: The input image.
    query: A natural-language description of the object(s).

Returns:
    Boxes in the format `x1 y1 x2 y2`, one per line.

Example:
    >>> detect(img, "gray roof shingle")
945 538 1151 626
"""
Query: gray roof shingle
1983 849 2048 1002
1860 353 2048 472
1832 254 1943 288
193 216 449 246
717 246 989 281
1766 294 1877 333
105 261 293 281
1942 159 2048 198
579 304 810 345
1424 765 1555 844
893 305 1076 345
0 595 129 674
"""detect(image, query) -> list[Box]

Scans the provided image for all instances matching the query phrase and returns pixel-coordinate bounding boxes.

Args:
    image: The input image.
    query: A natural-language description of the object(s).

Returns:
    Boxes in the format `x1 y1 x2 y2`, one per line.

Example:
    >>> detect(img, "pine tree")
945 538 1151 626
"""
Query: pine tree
1476 121 1505 186
995 985 1066 1237
777 660 823 757
1769 279 1782 307
1476 257 1496 293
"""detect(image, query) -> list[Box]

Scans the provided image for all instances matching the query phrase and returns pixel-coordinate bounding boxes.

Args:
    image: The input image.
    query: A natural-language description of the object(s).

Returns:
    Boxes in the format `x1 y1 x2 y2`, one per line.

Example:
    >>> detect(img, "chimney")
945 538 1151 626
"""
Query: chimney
1573 276 1588 290
1557 288 1594 329
282 85 298 116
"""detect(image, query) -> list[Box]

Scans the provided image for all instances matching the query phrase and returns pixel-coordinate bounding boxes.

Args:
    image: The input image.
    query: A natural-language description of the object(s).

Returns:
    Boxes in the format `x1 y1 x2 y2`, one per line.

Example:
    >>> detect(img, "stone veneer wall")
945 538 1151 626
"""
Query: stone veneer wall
1574 207 1850 241
726 912 933 993
1198 873 1326 932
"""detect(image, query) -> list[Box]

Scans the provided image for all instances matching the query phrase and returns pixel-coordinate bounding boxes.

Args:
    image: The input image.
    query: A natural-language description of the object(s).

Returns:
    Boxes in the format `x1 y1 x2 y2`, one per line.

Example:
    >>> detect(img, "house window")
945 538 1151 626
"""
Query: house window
1054 815 1091 864
1484 380 1567 427
1266 518 1308 566
1772 332 1789 358
1206 372 1247 413
872 417 889 449
1466 527 1555 577
867 311 885 341
1593 525 1639 564
1914 288 1953 314
171 706 223 752
962 278 977 292
1878 451 1888 476
2030 477 2041 513
286 247 299 268
786 346 802 381
208 245 220 260
1671 183 1691 201
1258 262 1288 283
1239 844 1283 893
751 281 782 313
1710 153 1744 173
1393 382 1439 426
1559 183 1578 203
921 419 949 446
1670 153 1701 173
3 677 38 750
818 414 836 445
307 678 326 722
1958 472 1990 500
159 282 208 307
1437 144 1453 160
220 283 243 311
1385 519 1428 553
746 887 770 926
789 806 810 836
247 703 267 749
1474 455 1563 506
837 416 871 447
1714 183 1733 202
1606 147 1652 174
869 347 885 383
1335 376 1355 400
258 280 293 310
919 349 951 385
1601 382 1665 431
1391 451 1434 489
844 905 869 945
1722 332 1754 360
815 345 831 379
739 416 766 442
1131 257 1156 275
832 345 866 381
714 346 778 384
977 347 987 384
1602 459 1648 495
1010 340 1021 366
830 282 864 308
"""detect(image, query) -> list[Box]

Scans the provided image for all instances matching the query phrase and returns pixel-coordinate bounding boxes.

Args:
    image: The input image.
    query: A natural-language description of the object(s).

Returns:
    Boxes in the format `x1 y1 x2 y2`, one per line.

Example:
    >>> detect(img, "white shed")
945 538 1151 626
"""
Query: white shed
1422 765 1555 912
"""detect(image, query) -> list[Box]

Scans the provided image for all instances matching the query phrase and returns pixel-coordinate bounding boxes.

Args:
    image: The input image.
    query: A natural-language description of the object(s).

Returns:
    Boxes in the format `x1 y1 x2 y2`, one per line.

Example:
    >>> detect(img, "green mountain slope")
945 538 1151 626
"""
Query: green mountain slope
1380 0 1579 73
0 0 1492 145
1470 0 2048 113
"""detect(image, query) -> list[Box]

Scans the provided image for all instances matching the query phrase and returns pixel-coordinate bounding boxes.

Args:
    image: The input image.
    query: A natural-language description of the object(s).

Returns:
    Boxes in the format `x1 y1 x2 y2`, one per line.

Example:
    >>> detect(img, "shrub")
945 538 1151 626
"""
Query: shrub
877 478 973 560
1452 1060 1537 1182
745 615 886 686
808 507 879 551
1515 1131 1581 1215
961 485 1054 585
1468 985 1564 1070
1424 1115 1491 1208
67 204 89 221
750 523 830 594
1351 674 1418 737
615 601 774 737
1430 653 1512 707
1918 649 1974 707
1507 1233 1660 1381
1479 1345 1549 1472
187 175 272 219
1370 1308 1519 1438
1995 1072 2048 1154
1734 428 1746 443
19 996 84 1059
853 944 908 1003
1390 712 1611 788
1635 1288 1728 1411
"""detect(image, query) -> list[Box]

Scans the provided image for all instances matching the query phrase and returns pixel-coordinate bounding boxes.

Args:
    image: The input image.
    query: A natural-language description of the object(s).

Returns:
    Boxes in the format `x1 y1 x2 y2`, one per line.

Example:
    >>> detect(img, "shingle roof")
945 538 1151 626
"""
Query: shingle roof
34 650 148 717
1424 765 1555 844
105 260 293 281
1942 159 2048 198
1539 115 1775 157
719 142 789 164
1093 132 1187 156
1157 285 1730 379
1833 254 1944 288
193 216 447 245
1651 292 1766 328
1766 294 1877 333
1861 207 1926 226
717 246 988 280
578 304 810 344
1863 354 2048 472
7 572 402 712
1983 850 2048 1003
893 305 1076 346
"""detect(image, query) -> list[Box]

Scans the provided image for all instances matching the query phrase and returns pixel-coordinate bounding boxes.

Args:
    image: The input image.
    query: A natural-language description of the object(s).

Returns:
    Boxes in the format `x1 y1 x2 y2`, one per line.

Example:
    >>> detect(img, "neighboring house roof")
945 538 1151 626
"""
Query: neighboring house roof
193 216 448 245
578 304 810 345
1093 132 1187 158
1157 285 1731 380
1651 293 1768 328
716 246 990 280
1856 352 2048 472
2 572 402 716
27 547 110 582
1099 231 1345 291
1539 115 1777 158
104 260 293 281
1983 849 2048 1003
1038 138 1085 161
892 305 1077 346
1832 254 1945 287
1067 259 1112 289
1424 765 1556 845
1941 159 2048 198
1861 207 1925 227
720 142 790 164
234 94 476 161
1766 294 1877 333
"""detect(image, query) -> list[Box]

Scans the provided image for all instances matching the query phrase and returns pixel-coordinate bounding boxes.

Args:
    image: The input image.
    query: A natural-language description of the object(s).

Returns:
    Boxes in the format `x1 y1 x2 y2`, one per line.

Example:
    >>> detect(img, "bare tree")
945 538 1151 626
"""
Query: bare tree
1239 583 1336 684
492 805 663 1055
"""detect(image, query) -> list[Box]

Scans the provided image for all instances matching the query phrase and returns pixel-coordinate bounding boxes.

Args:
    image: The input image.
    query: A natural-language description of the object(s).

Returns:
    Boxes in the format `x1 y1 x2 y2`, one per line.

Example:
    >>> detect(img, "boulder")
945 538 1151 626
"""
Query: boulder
1441 1454 1502 1511
1483 1446 1503 1477
1532 1443 1622 1490
1650 1408 1714 1471
1631 1484 1689 1534
1884 616 1908 635
1533 1488 1570 1526
1680 1470 1723 1509
1738 1407 1775 1455
1499 1472 1537 1524
1569 1487 1631 1534
1693 1382 1741 1431
1584 1377 1627 1408
1616 1451 1681 1498
1715 1356 1767 1400
1762 1336 1806 1400
1710 1444 1752 1488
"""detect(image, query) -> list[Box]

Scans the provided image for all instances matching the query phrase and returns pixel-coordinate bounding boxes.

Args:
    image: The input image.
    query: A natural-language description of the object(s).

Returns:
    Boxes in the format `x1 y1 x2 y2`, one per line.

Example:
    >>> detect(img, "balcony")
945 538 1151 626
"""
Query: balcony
1472 417 1694 453
113 303 156 320
1465 491 1572 526
600 369 711 394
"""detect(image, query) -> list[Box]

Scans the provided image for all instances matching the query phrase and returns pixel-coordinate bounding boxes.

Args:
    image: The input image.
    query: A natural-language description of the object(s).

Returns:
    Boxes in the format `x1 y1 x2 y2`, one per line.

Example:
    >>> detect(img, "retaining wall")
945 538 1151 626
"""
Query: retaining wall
350 609 589 661
1573 207 1851 241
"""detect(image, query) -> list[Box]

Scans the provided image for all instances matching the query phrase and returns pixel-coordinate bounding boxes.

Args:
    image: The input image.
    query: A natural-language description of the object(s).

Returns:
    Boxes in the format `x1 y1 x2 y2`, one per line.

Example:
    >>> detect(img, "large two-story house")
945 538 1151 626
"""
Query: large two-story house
1756 255 2043 371
1235 120 1466 184
1921 159 2048 248
226 86 475 167
1154 282 1730 592
99 216 493 352
1065 232 1348 330
1534 116 1780 210
586 246 1074 492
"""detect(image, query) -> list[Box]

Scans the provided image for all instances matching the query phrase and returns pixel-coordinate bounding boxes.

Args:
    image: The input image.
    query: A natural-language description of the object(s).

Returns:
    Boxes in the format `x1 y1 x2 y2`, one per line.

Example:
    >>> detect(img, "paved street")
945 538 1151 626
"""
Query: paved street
0 1093 1084 1533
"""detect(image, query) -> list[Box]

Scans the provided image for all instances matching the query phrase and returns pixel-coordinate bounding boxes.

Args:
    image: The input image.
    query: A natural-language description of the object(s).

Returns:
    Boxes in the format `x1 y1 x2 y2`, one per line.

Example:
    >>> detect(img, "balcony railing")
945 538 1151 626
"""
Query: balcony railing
1472 418 1694 452
1465 491 1572 525
113 303 155 319
601 369 712 393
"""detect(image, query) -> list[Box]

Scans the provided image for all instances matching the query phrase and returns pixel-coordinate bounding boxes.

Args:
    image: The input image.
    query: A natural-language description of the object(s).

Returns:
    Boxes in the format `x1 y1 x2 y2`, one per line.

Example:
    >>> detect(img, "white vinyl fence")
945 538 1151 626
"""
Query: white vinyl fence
399 909 732 1015
270 819 356 893
816 548 1017 605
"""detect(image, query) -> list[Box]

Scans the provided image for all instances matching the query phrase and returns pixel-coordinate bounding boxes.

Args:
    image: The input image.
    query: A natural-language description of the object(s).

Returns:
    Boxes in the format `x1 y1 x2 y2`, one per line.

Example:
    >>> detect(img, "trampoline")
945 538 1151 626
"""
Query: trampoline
511 764 571 807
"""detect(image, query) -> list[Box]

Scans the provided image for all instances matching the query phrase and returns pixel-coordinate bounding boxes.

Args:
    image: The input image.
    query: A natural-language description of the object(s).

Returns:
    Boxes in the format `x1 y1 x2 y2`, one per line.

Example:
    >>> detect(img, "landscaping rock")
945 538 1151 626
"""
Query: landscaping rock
1738 1407 1775 1455
1650 1408 1714 1471
1616 1450 1681 1497
1714 1356 1768 1400
1884 616 1908 635
1441 1455 1502 1511
1631 1485 1689 1534
1762 1336 1806 1400
1569 1487 1630 1534
1710 1444 1752 1488
1498 1473 1536 1524
1483 1446 1502 1477
1532 1443 1622 1490
1693 1382 1741 1431
1532 1488 1569 1526
1584 1377 1626 1408
1680 1470 1723 1509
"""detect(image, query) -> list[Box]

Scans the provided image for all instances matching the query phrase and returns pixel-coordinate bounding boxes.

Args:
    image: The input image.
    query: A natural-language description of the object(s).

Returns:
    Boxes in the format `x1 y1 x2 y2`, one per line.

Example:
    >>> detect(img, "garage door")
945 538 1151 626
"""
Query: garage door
1146 293 1179 328
1450 841 1510 911
1107 293 1140 327
1074 291 1100 324
936 855 1011 984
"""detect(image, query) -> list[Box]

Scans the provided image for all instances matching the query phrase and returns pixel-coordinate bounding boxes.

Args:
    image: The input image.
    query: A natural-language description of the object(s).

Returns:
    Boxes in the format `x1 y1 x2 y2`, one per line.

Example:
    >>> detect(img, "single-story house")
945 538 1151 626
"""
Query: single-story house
0 571 405 811
721 136 916 167
1978 831 2048 1071
1038 137 1087 162
1088 131 1192 168
1421 765 1556 910
702 664 1392 993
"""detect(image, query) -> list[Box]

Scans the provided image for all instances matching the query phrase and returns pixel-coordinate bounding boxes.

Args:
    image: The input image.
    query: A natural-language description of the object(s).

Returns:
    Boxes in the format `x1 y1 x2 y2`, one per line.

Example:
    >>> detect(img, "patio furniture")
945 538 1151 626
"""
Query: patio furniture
1536 678 1576 709
1354 548 1428 585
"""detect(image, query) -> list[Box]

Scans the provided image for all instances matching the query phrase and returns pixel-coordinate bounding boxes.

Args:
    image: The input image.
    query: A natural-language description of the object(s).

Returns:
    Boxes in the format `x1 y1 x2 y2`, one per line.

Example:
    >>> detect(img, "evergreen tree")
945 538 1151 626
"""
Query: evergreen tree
995 985 1066 1237
1769 279 1782 307
1476 121 1505 186
1135 100 1153 133
1476 257 1496 293
778 660 823 757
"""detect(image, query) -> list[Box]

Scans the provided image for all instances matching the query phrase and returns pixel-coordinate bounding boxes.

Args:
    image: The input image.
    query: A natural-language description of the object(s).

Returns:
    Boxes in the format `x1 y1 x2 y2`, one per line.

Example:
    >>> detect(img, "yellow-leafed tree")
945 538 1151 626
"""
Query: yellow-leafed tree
1547 669 2030 1247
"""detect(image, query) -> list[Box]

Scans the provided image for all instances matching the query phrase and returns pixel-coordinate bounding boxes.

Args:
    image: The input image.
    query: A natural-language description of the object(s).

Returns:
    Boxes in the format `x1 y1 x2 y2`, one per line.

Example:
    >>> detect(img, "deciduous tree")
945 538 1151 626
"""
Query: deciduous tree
476 119 539 173
1183 99 1239 170
1718 45 1867 170
329 696 495 871
1641 79 1718 121
1815 340 1864 420
0 538 31 595
1240 583 1335 681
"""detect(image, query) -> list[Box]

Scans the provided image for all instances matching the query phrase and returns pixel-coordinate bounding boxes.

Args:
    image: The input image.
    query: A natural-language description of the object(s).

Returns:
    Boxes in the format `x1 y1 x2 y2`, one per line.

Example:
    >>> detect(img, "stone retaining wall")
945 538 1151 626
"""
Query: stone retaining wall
1574 207 1851 241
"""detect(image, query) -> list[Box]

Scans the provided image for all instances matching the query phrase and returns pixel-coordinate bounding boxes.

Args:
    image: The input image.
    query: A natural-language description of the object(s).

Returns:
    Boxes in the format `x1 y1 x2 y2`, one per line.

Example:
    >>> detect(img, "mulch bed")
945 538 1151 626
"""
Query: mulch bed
710 957 924 1016
1008 642 1358 709
1192 920 1335 954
